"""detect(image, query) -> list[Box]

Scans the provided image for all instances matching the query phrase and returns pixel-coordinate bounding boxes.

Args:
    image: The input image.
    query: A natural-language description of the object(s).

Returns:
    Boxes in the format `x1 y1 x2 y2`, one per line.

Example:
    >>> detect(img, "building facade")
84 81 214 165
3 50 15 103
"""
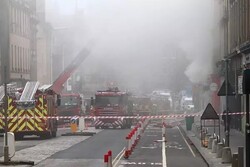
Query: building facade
36 0 53 84
0 0 53 87
8 0 38 86
216 0 250 131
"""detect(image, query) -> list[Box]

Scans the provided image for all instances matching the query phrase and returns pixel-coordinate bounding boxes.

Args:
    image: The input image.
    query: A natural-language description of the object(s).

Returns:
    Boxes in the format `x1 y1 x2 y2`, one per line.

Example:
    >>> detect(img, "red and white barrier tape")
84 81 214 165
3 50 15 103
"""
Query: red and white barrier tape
0 112 245 120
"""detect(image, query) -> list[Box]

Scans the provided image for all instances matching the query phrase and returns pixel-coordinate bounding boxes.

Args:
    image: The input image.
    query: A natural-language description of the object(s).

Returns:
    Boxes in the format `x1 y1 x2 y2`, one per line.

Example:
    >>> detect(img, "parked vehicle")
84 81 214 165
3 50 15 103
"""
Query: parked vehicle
91 87 133 129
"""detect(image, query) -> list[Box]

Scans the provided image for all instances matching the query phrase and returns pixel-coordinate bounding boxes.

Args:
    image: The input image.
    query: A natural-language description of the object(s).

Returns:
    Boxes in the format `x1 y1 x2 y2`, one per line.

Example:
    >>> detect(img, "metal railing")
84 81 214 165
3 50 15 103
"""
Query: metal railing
19 81 39 102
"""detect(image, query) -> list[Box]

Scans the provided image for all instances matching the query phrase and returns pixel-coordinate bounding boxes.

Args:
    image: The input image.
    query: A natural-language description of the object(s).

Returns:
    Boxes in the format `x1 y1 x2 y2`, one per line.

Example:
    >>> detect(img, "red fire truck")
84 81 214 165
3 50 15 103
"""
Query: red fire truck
91 87 133 129
132 96 153 116
51 48 89 125
57 93 84 125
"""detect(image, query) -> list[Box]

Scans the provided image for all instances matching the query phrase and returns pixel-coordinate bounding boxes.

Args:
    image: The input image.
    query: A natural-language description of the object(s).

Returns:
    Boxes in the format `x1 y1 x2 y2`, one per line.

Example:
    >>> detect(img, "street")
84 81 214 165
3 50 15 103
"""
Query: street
35 129 130 167
119 120 207 167
0 119 208 167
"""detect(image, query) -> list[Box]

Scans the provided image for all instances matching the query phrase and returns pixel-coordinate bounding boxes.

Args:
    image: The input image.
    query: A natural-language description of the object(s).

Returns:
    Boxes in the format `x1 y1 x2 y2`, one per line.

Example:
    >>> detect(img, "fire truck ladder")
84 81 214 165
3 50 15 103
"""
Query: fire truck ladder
19 81 39 102
51 48 90 94
0 86 4 102
0 82 18 102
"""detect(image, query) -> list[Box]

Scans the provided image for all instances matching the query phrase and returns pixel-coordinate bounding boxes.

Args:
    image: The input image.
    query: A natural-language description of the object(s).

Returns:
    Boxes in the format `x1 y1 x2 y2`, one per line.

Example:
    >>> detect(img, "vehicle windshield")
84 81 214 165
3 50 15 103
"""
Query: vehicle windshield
61 96 79 106
95 96 122 107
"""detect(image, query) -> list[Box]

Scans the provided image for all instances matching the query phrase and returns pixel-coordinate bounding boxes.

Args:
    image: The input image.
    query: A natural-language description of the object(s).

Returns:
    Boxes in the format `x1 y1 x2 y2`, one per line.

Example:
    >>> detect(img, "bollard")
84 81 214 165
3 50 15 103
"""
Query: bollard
134 127 138 145
208 136 215 149
79 117 86 131
221 147 232 163
216 142 224 158
137 123 141 139
211 139 218 153
238 147 244 167
196 127 201 139
124 133 131 159
162 122 166 138
104 154 109 167
108 150 112 167
231 153 238 167
131 130 135 151
203 133 211 148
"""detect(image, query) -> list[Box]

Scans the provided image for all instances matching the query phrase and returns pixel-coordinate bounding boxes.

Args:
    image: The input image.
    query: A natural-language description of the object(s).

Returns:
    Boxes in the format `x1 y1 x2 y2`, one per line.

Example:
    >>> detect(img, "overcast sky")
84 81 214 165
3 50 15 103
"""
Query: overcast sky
45 0 221 92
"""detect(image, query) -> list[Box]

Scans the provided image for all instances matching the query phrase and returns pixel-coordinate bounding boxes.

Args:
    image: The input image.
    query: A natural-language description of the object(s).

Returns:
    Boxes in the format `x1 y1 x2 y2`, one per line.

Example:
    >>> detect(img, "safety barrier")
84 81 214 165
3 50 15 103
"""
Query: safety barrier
124 119 149 159
104 150 112 167
0 111 246 120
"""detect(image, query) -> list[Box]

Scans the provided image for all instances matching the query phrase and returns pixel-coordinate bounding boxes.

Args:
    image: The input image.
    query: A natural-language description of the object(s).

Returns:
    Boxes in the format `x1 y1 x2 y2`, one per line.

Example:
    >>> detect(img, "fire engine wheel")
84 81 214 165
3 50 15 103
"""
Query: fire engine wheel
40 130 53 139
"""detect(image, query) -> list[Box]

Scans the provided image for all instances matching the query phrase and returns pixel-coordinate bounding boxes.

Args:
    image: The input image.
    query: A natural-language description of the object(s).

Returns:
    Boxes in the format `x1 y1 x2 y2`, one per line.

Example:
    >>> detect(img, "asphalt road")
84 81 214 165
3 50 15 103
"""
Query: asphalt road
119 123 164 166
119 120 207 167
35 129 130 167
166 126 207 167
0 120 208 167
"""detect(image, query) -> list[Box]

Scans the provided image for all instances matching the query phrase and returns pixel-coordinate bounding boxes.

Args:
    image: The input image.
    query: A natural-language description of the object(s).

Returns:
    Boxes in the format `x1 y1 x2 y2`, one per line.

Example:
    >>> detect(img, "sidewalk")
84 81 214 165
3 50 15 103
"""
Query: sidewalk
181 122 245 167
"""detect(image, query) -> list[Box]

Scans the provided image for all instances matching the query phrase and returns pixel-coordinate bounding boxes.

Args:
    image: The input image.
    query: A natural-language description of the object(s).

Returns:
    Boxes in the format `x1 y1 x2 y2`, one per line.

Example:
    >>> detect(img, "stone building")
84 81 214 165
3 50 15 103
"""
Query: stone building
217 0 250 131
0 0 38 87
0 0 53 87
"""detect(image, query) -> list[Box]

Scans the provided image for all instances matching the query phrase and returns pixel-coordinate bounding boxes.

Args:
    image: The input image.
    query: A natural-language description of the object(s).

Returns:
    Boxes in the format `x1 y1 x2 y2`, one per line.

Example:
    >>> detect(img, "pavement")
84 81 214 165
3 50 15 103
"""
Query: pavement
181 121 245 167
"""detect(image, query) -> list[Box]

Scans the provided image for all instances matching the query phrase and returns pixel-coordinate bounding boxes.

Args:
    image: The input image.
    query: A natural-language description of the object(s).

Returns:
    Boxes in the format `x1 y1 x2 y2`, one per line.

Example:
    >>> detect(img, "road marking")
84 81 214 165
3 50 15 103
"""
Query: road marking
113 147 126 167
177 126 196 157
162 135 167 167
141 146 156 149
147 135 158 137
120 161 162 165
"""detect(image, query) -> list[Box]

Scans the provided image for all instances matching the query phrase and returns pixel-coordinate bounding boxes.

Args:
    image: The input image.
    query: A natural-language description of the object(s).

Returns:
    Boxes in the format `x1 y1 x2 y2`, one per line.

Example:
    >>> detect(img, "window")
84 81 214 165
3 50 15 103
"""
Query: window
11 45 13 71
20 11 23 35
23 12 26 37
24 48 26 72
14 45 17 71
18 47 20 72
16 9 19 34
27 49 30 71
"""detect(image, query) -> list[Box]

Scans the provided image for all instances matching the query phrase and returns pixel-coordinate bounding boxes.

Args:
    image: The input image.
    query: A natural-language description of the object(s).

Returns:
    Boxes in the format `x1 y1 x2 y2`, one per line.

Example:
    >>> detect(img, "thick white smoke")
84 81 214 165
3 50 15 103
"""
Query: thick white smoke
46 0 221 91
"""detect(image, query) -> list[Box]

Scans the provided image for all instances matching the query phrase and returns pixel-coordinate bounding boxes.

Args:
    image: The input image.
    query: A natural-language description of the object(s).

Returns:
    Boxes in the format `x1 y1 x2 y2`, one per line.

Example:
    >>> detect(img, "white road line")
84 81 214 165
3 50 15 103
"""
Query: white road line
113 147 126 167
177 126 196 157
162 135 167 167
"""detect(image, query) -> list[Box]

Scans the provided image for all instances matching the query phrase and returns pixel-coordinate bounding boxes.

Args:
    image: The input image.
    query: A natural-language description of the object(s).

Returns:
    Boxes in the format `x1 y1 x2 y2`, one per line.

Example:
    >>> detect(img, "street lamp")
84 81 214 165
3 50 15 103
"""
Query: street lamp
3 66 9 163
225 59 230 147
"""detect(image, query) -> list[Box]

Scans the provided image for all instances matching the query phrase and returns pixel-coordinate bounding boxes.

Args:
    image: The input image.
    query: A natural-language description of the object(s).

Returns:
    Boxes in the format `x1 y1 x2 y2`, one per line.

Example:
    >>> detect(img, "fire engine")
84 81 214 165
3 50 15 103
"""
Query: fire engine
50 48 89 126
0 47 90 139
0 82 59 139
91 87 133 129
132 96 153 116
57 93 84 125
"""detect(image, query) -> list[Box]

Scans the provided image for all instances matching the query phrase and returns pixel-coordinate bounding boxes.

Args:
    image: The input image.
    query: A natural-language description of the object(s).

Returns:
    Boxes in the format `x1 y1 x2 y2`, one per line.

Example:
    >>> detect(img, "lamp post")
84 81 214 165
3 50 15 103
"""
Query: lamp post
0 0 10 163
3 66 9 163
225 59 230 147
